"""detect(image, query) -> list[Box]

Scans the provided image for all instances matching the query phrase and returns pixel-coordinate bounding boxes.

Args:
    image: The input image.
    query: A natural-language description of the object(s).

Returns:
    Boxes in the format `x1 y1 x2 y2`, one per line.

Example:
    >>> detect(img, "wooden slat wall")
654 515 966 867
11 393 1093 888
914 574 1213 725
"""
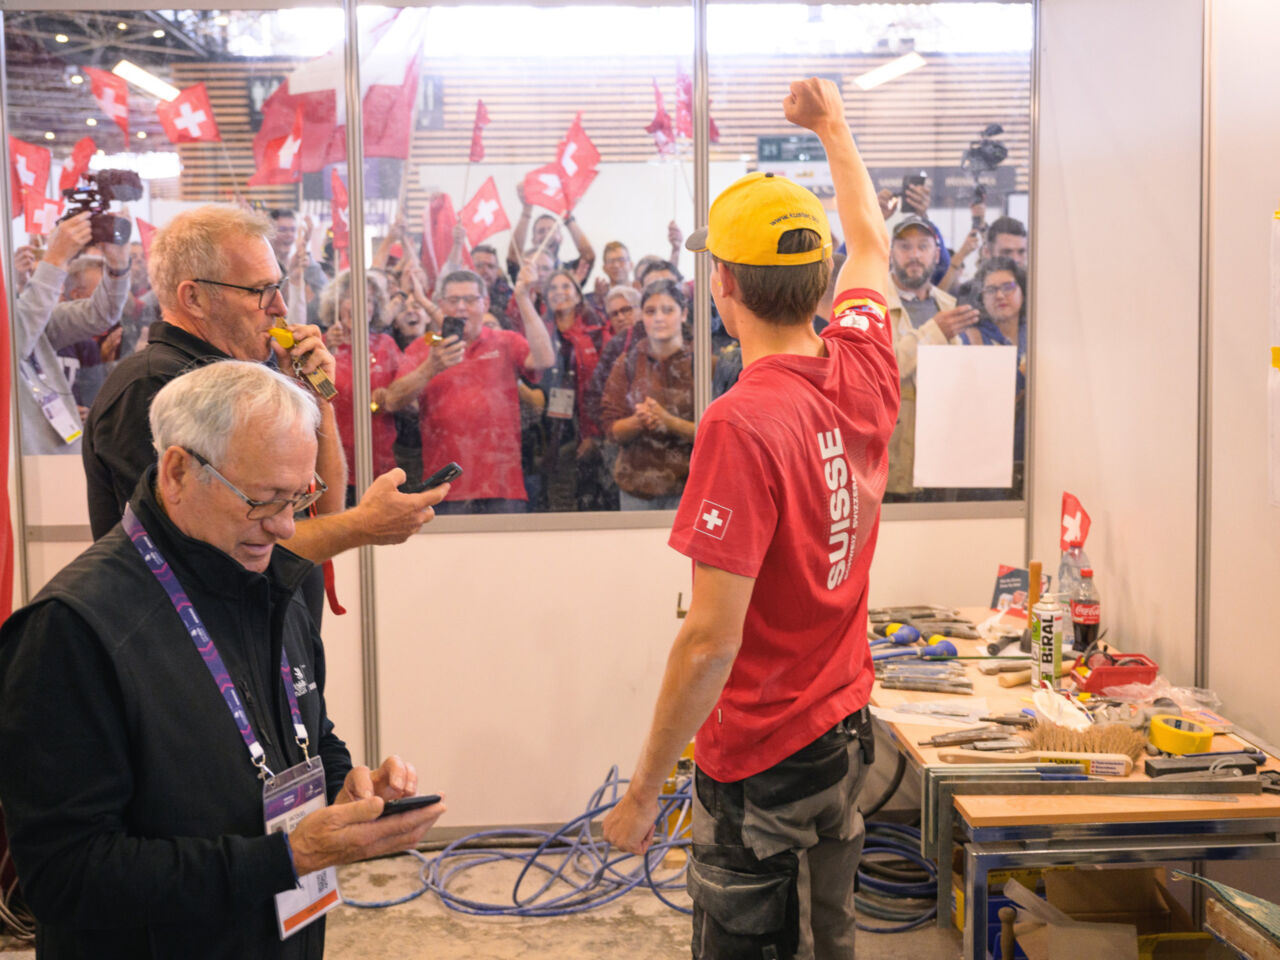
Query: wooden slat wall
169 51 1029 223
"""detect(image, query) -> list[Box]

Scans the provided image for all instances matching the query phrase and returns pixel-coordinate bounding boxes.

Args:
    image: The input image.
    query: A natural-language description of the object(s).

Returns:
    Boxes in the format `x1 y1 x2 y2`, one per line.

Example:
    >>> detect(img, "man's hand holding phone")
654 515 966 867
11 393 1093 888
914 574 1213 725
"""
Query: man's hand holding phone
934 304 980 340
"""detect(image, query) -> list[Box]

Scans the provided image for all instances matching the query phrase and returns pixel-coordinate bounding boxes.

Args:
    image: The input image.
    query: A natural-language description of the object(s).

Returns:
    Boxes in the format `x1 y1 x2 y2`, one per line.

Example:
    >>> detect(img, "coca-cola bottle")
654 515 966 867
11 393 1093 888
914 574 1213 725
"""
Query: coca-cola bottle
1070 568 1101 652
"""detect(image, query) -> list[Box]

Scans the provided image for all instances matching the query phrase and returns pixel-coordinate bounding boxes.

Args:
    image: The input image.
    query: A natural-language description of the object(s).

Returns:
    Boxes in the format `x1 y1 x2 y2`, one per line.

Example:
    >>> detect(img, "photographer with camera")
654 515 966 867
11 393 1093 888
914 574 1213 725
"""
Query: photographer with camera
16 210 129 454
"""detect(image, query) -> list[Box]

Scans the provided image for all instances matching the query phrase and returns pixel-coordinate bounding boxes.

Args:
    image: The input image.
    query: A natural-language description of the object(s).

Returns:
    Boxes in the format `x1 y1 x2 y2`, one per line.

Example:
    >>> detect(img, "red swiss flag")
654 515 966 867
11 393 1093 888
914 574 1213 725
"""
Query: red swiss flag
330 169 349 268
468 99 489 163
135 217 157 260
248 106 304 186
645 80 676 156
458 177 509 249
1059 492 1092 552
521 163 568 218
9 138 50 217
157 83 221 144
58 136 97 194
555 113 599 209
363 58 419 161
23 193 62 236
83 66 130 140
674 67 720 143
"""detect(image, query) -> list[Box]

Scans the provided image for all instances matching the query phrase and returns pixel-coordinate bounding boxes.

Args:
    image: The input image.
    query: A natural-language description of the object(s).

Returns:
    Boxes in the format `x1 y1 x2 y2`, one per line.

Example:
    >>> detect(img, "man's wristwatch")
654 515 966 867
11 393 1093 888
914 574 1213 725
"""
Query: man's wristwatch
106 257 133 278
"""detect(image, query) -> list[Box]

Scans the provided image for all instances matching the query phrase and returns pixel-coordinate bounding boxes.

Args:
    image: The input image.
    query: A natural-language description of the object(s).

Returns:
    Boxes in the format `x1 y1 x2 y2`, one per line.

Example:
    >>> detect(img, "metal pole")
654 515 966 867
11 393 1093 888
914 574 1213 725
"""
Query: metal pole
692 0 711 419
0 12 31 605
341 0 380 766
1024 0 1041 566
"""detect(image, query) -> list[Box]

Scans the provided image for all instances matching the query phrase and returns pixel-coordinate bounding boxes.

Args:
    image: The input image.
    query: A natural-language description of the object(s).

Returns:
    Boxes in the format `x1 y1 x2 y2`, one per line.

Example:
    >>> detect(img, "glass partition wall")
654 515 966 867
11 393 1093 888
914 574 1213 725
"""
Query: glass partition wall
3 0 1033 557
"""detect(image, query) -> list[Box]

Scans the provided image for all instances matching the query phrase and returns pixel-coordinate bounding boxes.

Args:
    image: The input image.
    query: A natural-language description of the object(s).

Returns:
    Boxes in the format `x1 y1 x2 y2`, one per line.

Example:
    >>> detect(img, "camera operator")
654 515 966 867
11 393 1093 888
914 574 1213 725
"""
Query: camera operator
17 210 129 454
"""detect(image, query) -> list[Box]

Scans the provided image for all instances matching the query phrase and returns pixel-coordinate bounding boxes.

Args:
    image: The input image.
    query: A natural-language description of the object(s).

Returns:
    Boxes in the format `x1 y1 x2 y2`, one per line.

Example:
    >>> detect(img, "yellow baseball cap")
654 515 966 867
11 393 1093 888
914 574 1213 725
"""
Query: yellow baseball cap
685 171 832 266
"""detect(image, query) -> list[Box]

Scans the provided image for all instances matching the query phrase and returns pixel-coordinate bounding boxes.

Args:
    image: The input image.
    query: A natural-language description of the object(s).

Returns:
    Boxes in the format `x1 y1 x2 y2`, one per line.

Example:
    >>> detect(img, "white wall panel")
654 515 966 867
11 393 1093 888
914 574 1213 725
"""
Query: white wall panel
1033 0 1203 684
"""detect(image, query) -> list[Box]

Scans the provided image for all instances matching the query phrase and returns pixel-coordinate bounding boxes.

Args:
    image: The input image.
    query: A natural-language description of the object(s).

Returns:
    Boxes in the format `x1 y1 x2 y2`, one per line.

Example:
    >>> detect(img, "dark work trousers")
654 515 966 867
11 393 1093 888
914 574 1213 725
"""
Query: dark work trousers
689 708 874 960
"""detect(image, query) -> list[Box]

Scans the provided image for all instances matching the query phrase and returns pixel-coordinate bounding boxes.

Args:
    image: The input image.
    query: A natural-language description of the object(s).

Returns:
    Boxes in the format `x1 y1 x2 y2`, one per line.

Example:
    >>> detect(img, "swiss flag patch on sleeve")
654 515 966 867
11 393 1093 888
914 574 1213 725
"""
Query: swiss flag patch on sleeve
831 289 888 331
694 500 732 540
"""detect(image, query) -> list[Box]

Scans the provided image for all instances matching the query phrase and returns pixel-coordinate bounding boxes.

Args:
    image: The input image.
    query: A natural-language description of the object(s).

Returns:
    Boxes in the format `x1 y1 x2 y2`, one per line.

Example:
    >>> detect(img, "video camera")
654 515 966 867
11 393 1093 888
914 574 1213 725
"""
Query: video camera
60 169 143 246
961 123 1008 203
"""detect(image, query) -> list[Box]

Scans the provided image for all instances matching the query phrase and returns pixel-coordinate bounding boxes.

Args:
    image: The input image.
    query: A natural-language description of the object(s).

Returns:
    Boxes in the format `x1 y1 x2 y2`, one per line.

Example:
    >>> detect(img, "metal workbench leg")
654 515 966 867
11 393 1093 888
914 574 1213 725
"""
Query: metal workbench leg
963 846 990 960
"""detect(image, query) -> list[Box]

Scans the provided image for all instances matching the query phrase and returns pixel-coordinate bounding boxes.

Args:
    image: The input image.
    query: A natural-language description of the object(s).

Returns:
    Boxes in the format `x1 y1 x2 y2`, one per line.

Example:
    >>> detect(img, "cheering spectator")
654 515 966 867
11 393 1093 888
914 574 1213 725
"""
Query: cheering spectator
269 208 326 323
506 181 596 286
387 300 434 487
584 285 644 510
505 248 555 332
471 242 512 317
320 270 402 502
589 241 633 315
520 268 606 511
384 268 555 514
601 279 695 511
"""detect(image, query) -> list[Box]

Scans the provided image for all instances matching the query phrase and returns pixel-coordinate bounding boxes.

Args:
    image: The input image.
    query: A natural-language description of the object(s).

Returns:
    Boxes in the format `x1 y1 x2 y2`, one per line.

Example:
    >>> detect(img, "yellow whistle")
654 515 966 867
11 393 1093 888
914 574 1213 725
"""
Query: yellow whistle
269 326 296 349
423 331 444 346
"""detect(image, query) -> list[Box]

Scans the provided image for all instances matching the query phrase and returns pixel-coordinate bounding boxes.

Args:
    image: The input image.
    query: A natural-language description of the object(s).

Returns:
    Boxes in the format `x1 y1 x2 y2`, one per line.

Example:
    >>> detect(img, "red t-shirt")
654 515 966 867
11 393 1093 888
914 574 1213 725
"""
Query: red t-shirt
668 288 900 782
332 332 401 479
397 326 531 501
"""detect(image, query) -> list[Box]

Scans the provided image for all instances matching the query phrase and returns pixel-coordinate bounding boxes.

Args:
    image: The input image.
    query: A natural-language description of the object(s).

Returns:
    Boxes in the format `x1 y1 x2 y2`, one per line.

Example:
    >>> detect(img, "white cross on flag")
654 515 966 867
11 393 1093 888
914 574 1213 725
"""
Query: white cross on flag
24 194 63 236
695 499 732 541
458 176 510 249
521 163 568 217
248 106 304 186
8 136 50 217
83 67 130 139
157 83 221 145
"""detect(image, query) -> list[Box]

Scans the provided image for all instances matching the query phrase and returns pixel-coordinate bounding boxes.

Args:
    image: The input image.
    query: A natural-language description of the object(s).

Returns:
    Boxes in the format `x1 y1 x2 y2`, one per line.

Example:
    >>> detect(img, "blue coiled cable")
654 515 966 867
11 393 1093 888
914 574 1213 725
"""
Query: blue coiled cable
347 767 938 931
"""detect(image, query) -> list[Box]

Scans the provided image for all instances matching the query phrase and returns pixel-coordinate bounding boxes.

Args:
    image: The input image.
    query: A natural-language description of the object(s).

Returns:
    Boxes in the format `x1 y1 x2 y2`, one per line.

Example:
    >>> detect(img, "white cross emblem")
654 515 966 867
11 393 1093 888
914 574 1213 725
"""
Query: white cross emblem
1062 510 1083 545
100 86 127 120
277 133 301 169
174 101 207 137
696 499 731 540
32 202 59 233
472 198 498 226
559 140 578 177
15 155 35 186
537 173 561 196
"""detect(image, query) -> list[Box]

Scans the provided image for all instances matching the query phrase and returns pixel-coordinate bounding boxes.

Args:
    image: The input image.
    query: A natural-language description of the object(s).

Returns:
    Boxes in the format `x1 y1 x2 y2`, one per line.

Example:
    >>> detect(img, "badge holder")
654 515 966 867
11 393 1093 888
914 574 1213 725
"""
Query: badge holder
20 357 81 443
264 755 341 939
547 386 575 420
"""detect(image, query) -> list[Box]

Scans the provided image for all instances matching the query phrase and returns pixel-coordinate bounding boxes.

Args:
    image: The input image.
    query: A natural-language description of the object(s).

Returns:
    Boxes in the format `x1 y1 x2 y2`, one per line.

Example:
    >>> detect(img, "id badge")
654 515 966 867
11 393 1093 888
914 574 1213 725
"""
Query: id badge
547 386 575 420
264 757 341 939
21 361 81 443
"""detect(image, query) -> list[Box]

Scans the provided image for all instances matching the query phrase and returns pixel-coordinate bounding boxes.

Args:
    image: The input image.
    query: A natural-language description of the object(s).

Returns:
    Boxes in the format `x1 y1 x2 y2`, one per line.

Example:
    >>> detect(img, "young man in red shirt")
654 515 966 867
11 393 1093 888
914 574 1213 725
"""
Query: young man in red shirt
603 78 898 959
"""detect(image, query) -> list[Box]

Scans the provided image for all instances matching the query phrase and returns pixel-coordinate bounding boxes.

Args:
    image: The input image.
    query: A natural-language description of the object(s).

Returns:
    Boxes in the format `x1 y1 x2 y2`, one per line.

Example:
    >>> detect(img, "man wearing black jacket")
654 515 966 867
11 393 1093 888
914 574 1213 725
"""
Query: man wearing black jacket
0 361 446 957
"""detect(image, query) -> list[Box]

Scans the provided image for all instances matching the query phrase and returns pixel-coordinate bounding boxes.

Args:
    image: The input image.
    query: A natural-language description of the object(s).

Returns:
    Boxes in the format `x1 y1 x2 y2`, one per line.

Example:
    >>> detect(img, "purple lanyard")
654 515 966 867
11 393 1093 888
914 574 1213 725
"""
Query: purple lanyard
122 505 310 780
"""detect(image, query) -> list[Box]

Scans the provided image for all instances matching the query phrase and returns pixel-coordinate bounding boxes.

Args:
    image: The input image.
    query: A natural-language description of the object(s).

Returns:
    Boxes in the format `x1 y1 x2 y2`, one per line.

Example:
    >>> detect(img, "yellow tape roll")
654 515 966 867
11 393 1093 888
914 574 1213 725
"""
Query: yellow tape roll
1148 714 1213 755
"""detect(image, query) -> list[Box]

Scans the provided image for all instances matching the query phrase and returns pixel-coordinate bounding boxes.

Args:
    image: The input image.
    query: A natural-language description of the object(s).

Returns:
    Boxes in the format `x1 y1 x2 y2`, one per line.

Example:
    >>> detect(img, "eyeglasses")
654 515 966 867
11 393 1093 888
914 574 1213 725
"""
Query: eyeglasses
440 294 483 307
607 304 636 320
194 278 285 310
981 281 1020 298
186 449 327 520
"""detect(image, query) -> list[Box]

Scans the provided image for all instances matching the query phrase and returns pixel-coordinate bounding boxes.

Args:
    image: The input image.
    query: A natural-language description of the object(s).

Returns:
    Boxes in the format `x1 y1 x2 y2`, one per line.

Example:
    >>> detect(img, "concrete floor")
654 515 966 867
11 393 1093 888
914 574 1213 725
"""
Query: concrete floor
1 849 963 958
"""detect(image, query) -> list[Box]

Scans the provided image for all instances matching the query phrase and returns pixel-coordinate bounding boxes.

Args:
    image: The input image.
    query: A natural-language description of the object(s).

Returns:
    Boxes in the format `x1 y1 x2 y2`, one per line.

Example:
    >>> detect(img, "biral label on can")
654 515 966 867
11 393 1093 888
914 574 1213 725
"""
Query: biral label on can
1031 599 1062 688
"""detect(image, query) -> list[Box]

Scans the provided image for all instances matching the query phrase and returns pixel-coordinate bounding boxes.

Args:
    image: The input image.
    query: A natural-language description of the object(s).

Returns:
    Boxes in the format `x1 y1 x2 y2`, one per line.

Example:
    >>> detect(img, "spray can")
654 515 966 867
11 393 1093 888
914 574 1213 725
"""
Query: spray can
1031 596 1063 689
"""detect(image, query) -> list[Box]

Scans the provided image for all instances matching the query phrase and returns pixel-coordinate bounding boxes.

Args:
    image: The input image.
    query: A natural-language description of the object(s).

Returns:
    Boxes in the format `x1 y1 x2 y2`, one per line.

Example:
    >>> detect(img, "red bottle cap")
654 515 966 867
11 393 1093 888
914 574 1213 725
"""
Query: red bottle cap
1080 568 1094 577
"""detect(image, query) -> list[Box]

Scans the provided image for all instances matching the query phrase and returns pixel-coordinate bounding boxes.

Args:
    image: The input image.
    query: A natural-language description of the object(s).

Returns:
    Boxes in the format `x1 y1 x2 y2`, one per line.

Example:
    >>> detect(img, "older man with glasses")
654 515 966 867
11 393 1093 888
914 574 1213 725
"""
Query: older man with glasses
0 361 446 958
81 205 444 623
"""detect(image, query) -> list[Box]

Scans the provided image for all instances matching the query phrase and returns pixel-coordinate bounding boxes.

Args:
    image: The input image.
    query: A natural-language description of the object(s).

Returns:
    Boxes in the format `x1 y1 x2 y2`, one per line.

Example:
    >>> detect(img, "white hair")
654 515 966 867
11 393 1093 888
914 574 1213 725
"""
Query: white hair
605 285 640 309
150 360 320 466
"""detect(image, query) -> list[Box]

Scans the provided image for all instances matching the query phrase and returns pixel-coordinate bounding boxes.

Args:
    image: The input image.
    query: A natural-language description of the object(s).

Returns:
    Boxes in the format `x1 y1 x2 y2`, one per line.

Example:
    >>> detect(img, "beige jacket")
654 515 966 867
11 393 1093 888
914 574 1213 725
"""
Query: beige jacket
885 281 960 496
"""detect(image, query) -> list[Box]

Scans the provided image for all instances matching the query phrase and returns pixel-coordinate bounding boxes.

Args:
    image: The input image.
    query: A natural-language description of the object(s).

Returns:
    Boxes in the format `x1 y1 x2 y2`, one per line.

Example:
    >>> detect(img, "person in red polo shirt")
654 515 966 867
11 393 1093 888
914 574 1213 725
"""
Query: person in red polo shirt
383 269 555 513
603 78 899 960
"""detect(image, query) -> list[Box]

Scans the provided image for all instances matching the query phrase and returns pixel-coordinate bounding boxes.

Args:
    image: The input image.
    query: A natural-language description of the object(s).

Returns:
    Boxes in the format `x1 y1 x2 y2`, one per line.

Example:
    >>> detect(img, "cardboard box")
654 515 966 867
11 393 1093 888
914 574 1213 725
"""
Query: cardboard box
1006 868 1195 960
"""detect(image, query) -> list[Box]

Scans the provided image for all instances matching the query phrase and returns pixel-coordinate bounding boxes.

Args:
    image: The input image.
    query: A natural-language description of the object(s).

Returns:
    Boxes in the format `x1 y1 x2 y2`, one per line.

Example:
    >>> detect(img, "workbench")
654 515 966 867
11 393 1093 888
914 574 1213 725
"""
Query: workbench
869 608 1280 959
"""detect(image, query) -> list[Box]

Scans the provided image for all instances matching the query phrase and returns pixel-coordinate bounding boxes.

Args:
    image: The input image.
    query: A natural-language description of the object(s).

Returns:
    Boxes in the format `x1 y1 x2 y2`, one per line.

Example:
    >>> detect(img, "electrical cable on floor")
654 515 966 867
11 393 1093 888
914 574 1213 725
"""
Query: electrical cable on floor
347 760 937 932
345 766 693 917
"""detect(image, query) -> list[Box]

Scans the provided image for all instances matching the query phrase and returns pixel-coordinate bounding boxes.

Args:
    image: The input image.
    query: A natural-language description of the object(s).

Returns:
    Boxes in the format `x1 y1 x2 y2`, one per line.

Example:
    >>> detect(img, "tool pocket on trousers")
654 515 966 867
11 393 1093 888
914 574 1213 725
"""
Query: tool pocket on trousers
688 844 799 959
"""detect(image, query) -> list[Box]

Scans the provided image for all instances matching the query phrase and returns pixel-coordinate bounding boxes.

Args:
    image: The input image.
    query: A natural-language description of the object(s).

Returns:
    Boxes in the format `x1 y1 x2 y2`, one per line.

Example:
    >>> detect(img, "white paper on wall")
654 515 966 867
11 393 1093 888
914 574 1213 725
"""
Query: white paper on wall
913 344 1016 488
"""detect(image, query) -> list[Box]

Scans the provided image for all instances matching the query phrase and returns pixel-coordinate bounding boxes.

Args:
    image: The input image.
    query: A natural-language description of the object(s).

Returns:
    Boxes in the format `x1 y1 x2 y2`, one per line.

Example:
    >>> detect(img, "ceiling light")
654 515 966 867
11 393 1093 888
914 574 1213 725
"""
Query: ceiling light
70 74 84 85
213 15 230 26
117 22 128 31
44 132 55 140
86 118 98 127
136 131 147 139
55 34 69 43
152 29 166 38
854 52 927 91
112 59 181 102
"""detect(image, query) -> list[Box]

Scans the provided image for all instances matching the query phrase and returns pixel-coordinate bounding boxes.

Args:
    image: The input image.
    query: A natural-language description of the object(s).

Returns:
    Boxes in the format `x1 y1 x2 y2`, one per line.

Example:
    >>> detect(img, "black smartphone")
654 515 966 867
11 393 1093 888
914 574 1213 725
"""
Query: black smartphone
440 315 466 341
377 794 442 819
404 461 463 494
900 171 927 214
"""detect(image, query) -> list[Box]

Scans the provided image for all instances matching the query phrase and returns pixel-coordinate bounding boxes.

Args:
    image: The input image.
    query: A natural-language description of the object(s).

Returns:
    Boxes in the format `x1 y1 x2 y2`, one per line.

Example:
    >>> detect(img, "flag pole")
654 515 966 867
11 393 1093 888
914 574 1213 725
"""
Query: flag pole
216 141 244 204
